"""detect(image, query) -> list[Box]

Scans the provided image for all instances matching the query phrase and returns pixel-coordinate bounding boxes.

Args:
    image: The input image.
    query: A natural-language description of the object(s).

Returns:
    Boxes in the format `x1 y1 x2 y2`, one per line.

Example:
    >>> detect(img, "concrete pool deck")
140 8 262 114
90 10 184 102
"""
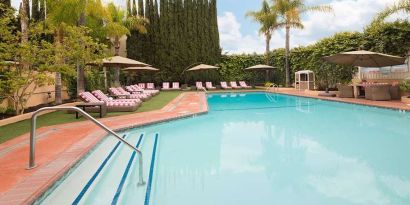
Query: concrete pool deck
0 92 207 205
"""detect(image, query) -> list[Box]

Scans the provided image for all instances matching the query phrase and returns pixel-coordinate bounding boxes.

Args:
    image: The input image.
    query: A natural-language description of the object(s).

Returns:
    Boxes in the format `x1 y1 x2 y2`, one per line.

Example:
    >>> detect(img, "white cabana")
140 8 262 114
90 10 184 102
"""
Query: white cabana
295 70 315 91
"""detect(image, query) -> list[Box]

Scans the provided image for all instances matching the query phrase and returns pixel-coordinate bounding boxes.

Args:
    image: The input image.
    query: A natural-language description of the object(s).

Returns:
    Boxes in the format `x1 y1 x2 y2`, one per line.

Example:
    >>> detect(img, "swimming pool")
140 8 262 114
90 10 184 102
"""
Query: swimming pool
39 92 410 205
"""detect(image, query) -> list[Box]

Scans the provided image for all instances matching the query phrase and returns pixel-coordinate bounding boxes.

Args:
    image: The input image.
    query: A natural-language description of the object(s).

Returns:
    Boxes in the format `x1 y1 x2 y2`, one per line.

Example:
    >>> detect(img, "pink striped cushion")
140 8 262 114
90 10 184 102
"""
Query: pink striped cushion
92 90 110 102
79 92 102 103
147 83 155 89
172 82 179 88
106 101 135 107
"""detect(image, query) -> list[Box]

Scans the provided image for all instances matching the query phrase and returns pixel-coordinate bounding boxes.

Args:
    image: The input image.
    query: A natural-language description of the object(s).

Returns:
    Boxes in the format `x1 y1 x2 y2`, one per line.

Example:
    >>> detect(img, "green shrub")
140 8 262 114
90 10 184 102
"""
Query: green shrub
400 80 410 93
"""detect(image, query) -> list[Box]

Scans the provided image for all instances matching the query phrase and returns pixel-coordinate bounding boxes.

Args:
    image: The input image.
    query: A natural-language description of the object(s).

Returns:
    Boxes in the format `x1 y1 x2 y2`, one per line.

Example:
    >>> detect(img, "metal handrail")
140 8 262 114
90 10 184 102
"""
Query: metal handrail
199 87 208 93
266 84 279 93
28 106 146 186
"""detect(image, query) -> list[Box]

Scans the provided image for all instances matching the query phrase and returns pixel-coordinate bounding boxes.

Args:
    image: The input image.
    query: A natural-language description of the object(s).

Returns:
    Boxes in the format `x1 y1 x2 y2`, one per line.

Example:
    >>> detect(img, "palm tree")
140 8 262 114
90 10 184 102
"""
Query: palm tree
376 0 410 22
246 0 278 64
105 3 148 86
46 0 86 104
272 0 332 87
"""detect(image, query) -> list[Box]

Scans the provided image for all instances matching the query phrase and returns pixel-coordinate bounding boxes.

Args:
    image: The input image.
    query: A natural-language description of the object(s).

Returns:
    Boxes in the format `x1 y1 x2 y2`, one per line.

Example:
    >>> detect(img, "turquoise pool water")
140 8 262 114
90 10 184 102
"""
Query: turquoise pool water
41 92 410 205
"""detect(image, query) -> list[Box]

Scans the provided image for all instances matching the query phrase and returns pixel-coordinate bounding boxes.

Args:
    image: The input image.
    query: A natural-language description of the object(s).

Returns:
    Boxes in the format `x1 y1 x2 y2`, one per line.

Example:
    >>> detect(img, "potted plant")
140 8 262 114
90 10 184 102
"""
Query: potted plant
400 80 410 103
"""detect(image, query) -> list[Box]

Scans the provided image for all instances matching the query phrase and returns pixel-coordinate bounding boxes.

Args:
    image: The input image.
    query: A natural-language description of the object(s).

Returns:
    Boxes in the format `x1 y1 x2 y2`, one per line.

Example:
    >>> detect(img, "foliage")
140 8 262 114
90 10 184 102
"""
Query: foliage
400 80 410 93
219 20 410 90
375 0 410 22
363 20 410 56
0 17 55 114
246 0 278 59
126 0 221 83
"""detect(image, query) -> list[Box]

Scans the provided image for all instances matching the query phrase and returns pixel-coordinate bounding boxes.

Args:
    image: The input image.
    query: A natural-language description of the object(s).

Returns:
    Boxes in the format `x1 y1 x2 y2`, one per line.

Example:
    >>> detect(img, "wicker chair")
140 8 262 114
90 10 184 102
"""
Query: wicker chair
365 84 392 101
337 84 354 98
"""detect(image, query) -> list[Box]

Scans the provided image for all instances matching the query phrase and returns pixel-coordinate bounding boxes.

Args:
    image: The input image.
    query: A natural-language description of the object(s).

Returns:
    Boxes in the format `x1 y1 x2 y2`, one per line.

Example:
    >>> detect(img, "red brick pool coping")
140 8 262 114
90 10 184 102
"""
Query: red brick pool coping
0 92 207 205
270 88 410 111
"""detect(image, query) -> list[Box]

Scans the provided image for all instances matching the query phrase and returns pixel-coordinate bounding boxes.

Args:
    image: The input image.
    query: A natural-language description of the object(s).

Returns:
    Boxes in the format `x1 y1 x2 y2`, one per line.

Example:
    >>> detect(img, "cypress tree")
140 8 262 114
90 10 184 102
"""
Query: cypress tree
39 0 45 21
127 0 221 82
138 0 144 16
127 0 132 16
32 0 39 21
0 0 11 7
132 0 138 16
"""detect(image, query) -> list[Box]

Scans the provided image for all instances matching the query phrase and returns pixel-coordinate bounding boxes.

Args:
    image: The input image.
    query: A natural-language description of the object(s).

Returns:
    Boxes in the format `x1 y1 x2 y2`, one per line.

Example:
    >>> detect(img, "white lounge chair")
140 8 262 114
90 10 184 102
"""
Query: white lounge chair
172 82 181 90
205 82 216 90
230 81 241 89
162 82 171 90
196 82 204 90
239 81 252 89
220 82 232 89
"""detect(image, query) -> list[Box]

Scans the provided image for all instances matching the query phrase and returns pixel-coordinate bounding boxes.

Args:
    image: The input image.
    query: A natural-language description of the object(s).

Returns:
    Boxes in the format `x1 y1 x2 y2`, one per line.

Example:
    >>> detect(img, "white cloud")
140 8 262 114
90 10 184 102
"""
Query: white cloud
218 12 268 54
219 0 407 54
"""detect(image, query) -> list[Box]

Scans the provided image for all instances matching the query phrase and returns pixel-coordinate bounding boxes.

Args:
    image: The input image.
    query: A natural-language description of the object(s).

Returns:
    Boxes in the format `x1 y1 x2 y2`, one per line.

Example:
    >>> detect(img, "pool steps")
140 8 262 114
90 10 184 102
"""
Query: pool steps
68 132 159 205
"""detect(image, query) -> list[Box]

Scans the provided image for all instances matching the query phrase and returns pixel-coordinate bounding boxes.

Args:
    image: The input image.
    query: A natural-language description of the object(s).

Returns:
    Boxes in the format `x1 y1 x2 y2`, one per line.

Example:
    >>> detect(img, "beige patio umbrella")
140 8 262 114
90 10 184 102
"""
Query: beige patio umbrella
322 50 406 67
122 66 159 85
186 64 219 71
89 56 149 67
122 66 159 71
88 56 149 88
245 64 277 82
183 64 219 84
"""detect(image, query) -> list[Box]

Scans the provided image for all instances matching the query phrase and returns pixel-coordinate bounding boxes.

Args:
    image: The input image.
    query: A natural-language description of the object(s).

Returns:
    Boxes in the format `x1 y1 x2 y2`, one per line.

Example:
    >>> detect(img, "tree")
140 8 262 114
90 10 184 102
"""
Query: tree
0 0 11 7
106 2 148 86
376 0 410 22
1 7 54 114
46 0 86 104
246 0 278 64
272 0 332 87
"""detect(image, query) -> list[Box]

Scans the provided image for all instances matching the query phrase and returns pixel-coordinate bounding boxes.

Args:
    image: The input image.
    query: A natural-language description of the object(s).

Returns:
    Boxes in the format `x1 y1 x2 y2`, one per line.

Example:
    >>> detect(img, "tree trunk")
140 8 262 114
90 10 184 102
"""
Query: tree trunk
113 36 121 87
20 0 29 44
265 34 271 82
77 62 85 95
265 34 271 65
77 7 86 96
55 72 62 104
55 28 64 105
285 25 290 87
103 67 108 89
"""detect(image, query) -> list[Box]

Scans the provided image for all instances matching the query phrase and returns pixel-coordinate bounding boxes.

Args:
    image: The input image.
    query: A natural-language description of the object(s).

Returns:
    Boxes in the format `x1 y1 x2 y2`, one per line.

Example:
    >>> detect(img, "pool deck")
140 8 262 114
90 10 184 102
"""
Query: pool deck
270 88 410 111
0 92 207 205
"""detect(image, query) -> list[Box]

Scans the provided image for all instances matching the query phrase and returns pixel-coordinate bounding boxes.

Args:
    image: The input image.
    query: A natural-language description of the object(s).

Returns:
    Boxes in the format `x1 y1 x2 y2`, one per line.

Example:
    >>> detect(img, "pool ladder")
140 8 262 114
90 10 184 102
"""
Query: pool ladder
266 84 279 102
199 87 208 93
28 106 146 186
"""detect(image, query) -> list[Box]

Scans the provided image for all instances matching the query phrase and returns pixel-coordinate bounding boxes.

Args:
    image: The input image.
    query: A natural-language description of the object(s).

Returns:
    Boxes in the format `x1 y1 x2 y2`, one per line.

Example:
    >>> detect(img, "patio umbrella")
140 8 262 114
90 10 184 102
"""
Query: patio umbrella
122 66 159 71
87 56 149 88
88 56 149 67
322 50 406 67
186 64 219 71
123 66 160 84
244 64 277 82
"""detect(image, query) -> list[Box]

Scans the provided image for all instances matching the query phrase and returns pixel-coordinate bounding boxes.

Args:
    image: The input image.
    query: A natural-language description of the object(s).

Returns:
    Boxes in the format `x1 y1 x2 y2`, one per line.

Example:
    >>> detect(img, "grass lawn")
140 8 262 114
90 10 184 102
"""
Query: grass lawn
0 91 182 144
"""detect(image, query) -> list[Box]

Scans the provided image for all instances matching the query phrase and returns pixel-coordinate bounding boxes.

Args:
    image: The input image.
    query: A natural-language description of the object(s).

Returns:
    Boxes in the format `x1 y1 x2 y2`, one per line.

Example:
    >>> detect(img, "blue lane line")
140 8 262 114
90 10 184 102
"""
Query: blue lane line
144 133 159 205
72 134 127 205
111 133 144 205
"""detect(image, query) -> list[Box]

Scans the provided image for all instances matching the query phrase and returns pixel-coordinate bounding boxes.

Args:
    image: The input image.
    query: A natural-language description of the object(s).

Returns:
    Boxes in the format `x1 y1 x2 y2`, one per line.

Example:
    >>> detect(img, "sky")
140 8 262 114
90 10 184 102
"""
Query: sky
11 0 406 54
